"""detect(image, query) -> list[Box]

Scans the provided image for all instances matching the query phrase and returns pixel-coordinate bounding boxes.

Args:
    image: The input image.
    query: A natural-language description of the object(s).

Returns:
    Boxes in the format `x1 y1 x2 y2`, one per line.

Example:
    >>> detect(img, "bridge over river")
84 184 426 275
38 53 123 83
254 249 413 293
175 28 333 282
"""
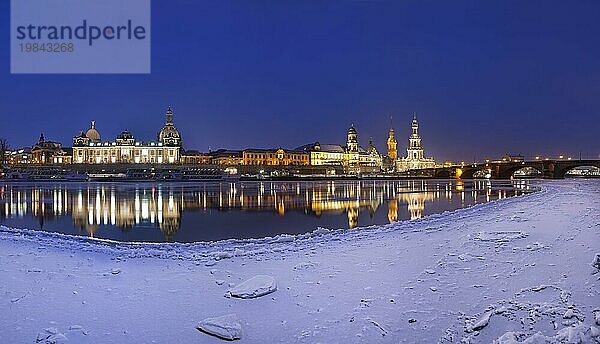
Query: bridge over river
406 159 600 179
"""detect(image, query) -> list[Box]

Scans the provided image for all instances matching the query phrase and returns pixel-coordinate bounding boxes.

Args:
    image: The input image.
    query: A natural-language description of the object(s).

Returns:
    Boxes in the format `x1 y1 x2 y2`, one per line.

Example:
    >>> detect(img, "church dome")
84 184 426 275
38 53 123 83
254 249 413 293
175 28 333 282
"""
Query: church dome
159 125 180 140
158 107 181 144
86 120 101 142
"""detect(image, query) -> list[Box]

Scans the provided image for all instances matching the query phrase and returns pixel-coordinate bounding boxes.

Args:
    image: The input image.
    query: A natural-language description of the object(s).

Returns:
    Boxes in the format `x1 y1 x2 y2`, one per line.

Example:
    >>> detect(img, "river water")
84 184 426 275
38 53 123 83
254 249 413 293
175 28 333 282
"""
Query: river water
0 179 533 243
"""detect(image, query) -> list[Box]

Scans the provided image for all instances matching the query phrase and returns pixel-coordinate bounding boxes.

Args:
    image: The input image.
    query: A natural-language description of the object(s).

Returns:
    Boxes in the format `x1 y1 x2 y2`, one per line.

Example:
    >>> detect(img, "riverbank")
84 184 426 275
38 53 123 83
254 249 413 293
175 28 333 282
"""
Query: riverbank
0 180 599 343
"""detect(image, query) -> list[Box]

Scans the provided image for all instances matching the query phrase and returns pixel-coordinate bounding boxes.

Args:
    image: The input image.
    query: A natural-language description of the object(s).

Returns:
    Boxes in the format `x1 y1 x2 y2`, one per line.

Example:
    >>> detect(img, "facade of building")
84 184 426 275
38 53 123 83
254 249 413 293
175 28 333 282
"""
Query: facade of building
180 150 212 164
210 149 243 165
51 148 73 164
72 107 182 164
297 126 382 171
242 148 309 166
31 134 62 164
395 115 435 172
6 147 33 165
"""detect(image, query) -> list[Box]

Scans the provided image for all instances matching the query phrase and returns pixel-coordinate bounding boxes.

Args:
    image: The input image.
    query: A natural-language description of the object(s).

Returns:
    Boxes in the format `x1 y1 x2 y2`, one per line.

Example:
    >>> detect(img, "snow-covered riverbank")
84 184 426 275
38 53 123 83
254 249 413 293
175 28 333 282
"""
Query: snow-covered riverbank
1 180 599 343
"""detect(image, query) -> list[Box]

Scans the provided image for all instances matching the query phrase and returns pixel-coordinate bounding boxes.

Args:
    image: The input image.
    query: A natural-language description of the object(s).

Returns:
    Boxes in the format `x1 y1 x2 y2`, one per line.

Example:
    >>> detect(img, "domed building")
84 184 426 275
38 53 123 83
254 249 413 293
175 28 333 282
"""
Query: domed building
72 108 183 164
158 106 181 146
73 120 101 146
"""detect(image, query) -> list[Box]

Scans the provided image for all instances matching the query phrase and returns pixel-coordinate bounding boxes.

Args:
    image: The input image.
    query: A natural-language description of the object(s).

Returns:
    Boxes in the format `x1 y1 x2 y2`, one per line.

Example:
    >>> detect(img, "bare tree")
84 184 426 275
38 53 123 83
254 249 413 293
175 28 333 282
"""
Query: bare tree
0 138 8 166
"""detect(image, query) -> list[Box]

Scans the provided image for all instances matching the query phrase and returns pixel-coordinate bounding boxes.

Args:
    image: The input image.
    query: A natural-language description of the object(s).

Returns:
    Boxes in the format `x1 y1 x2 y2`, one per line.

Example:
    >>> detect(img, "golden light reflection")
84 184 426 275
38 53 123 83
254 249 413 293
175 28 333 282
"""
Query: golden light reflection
0 180 526 240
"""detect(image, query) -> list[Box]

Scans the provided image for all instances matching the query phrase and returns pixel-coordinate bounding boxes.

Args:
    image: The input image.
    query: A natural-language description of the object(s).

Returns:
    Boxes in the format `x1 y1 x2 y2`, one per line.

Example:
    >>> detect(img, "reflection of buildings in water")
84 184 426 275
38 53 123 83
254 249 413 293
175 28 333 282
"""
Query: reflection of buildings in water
309 199 380 229
347 207 358 229
0 187 68 230
0 186 186 241
396 192 435 220
70 187 182 241
0 180 526 240
388 199 398 223
309 182 382 228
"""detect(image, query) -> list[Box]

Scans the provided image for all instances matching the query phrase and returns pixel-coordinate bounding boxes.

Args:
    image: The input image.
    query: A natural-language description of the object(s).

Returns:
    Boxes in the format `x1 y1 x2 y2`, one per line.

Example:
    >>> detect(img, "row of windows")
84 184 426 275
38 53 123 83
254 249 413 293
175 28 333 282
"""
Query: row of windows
244 161 309 165
75 149 177 156
244 153 308 160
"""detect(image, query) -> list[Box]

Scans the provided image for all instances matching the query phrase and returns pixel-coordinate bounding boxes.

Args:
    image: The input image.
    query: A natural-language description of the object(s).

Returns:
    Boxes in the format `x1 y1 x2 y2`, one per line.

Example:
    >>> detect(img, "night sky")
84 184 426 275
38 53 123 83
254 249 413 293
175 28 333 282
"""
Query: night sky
1 1 599 162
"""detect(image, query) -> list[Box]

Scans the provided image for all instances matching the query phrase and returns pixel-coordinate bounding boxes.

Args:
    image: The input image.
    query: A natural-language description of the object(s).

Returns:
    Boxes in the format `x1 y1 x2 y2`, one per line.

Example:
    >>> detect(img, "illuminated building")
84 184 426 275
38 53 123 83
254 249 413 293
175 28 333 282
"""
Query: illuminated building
6 147 33 164
297 125 382 172
501 155 524 163
361 139 383 168
180 150 212 164
72 107 182 164
387 127 398 160
210 149 243 165
51 148 73 164
395 114 435 172
31 134 62 164
242 148 309 166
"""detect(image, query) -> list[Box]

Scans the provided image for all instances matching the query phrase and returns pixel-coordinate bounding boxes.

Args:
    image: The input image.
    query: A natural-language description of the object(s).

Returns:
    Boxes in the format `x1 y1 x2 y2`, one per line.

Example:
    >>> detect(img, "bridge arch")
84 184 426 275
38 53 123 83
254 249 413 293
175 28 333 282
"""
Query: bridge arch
562 165 600 178
509 166 543 179
434 169 451 178
552 160 600 179
497 162 544 179
460 166 490 179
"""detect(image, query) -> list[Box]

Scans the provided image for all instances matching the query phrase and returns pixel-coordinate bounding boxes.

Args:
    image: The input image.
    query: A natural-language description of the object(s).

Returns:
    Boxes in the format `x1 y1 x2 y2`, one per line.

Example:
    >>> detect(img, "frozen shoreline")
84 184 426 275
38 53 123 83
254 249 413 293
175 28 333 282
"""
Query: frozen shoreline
1 180 599 343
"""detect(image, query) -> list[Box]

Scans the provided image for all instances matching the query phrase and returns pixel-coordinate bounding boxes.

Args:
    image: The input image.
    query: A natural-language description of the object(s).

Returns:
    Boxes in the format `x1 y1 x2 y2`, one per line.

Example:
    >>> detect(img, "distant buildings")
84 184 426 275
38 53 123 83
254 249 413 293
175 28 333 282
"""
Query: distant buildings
242 148 309 166
393 114 435 172
32 133 63 164
2 108 443 174
297 125 382 173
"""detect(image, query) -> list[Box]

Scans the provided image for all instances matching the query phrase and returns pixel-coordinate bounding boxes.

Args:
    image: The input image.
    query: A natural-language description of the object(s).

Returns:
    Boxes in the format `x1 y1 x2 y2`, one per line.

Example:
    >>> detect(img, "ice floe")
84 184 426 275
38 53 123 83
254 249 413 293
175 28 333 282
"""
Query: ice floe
225 275 277 299
197 314 242 341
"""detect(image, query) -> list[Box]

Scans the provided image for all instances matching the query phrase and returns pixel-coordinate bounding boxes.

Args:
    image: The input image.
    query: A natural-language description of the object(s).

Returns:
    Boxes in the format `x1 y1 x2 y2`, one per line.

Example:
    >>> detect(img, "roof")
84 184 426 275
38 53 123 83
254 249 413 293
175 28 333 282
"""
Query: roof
243 148 306 154
295 143 345 153
210 149 243 158
117 130 134 140
182 150 209 156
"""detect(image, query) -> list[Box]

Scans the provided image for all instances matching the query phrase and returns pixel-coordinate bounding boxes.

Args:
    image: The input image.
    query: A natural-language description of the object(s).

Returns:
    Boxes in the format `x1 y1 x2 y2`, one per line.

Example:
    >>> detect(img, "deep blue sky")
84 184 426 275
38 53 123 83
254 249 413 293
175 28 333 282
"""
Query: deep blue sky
1 1 599 162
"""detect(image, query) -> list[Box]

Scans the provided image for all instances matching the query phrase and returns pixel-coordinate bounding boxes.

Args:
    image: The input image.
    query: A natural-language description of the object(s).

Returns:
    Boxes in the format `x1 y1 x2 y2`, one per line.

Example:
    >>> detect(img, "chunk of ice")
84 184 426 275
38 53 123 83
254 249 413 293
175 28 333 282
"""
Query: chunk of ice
226 275 277 299
197 314 242 341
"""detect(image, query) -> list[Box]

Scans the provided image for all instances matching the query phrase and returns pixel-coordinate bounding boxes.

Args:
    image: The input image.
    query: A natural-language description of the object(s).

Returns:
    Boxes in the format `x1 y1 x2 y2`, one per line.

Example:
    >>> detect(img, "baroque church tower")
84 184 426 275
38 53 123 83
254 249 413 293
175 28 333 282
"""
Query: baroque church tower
395 113 435 172
387 126 397 160
346 125 358 153
406 113 424 160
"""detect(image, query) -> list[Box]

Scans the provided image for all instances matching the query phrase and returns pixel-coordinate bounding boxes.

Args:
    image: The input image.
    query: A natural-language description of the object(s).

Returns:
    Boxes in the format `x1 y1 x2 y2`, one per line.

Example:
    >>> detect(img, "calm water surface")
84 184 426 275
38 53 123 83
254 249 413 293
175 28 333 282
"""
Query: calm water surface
0 179 533 243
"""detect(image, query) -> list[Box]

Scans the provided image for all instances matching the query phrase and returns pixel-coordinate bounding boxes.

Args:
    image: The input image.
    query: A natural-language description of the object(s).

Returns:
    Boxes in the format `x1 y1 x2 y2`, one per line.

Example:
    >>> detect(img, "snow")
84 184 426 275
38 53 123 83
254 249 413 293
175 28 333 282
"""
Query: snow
0 179 598 343
197 314 243 341
225 275 277 299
